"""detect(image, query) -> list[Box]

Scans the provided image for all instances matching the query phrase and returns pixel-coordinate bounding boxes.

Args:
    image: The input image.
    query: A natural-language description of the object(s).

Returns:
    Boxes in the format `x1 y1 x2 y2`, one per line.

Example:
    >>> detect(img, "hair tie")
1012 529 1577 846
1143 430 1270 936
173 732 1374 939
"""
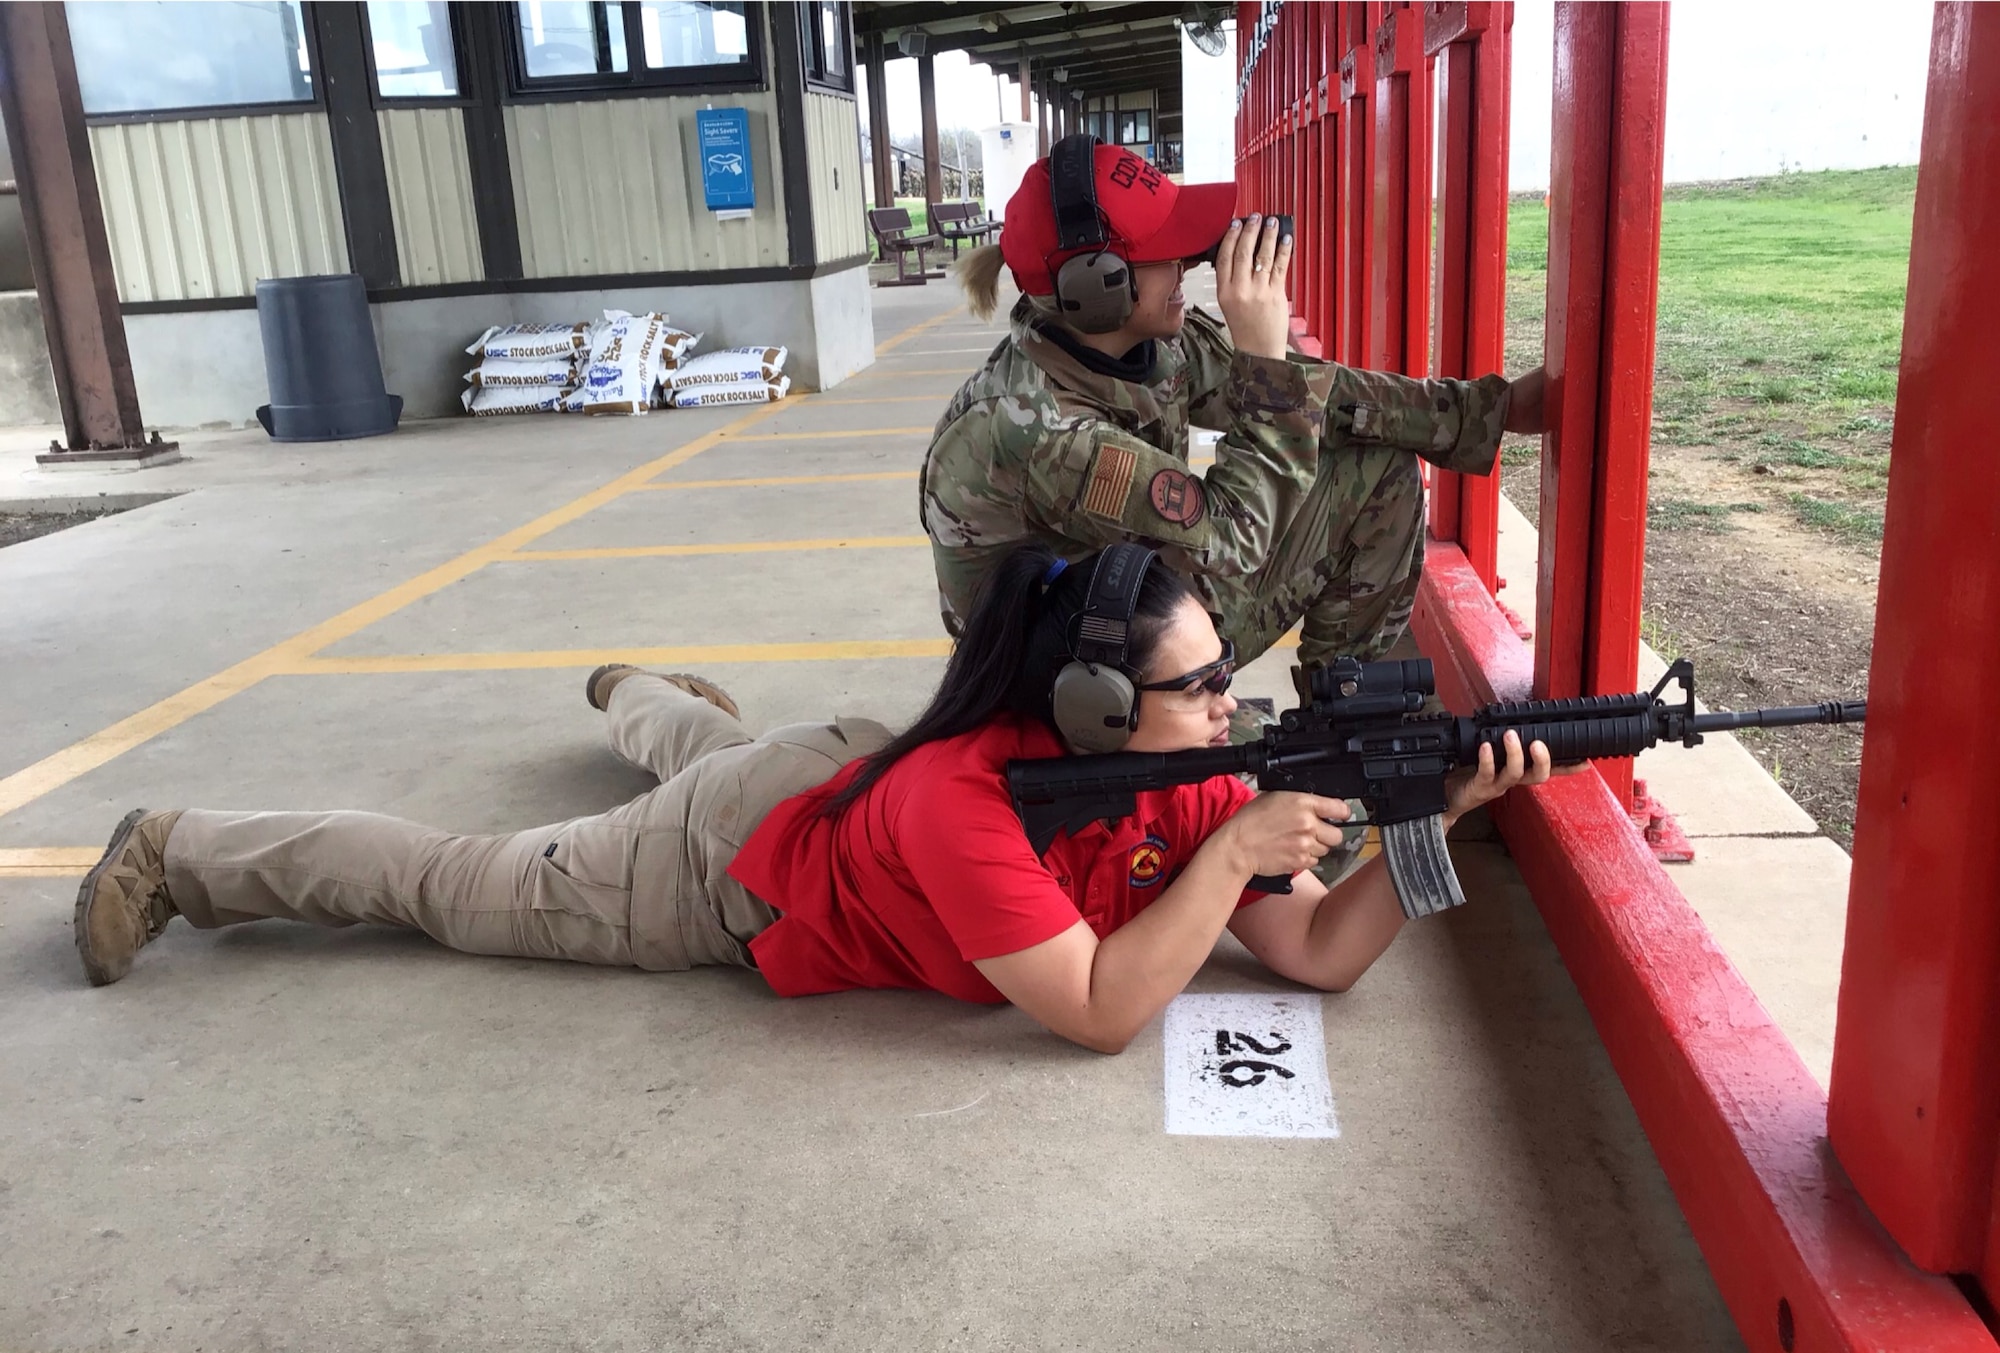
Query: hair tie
1041 557 1070 589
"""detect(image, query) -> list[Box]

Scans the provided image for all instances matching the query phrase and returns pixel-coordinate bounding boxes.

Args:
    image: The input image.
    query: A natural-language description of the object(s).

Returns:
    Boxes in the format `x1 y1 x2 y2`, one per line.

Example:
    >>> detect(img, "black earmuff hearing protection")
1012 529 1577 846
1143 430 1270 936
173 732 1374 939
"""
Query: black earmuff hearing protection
1048 133 1137 335
1050 542 1158 752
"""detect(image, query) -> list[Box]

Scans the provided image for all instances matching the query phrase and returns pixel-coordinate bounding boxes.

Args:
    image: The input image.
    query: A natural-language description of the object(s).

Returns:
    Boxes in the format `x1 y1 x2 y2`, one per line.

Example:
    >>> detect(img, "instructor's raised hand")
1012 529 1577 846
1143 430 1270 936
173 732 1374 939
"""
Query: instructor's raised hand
1213 213 1295 361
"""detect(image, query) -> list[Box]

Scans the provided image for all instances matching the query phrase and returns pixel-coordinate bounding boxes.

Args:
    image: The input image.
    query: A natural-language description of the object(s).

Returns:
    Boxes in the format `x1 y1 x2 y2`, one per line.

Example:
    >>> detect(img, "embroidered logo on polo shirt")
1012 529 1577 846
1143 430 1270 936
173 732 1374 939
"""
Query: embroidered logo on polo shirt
1129 834 1170 888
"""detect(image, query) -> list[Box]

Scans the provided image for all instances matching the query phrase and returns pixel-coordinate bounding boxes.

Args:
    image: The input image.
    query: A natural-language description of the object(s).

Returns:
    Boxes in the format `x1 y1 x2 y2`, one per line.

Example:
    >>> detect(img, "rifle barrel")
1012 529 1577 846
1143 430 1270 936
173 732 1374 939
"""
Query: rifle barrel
1690 700 1866 734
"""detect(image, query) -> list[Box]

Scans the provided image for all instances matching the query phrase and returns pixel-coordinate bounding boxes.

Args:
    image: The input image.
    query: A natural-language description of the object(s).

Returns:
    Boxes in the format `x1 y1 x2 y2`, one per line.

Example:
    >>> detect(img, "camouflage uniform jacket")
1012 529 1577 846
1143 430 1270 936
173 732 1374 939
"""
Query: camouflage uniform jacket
920 296 1512 631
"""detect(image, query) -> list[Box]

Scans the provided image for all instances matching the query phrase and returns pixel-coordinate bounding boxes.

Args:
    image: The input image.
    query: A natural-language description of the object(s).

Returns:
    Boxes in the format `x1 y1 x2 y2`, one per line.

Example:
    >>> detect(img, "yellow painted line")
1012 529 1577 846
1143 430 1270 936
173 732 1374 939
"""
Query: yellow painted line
634 471 917 491
0 847 99 879
874 305 962 355
289 639 956 675
809 395 947 405
0 310 953 823
506 536 928 561
0 400 788 821
725 426 932 441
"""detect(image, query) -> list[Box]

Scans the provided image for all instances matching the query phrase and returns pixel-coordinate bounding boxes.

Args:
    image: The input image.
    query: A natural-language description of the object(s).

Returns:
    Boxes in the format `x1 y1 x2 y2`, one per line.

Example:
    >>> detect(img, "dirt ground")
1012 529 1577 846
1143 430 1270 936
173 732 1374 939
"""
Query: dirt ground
0 510 128 550
1501 444 1878 848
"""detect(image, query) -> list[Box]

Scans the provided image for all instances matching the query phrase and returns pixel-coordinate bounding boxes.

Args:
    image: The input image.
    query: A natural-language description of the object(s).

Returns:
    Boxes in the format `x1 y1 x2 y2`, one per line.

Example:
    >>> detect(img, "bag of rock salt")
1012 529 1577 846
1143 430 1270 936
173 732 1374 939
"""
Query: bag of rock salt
580 310 674 415
465 322 592 360
466 355 579 389
462 384 571 417
668 375 791 408
666 346 788 388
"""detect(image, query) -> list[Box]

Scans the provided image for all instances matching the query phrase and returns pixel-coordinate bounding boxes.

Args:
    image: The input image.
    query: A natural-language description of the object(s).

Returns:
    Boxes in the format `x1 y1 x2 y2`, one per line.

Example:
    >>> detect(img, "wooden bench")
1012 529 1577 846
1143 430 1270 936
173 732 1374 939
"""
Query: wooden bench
865 207 944 286
927 200 1000 258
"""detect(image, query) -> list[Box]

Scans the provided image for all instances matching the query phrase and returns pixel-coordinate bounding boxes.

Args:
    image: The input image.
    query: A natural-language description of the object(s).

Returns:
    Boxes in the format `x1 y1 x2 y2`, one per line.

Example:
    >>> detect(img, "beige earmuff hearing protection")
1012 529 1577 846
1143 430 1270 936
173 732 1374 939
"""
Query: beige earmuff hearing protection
1048 133 1136 335
1050 543 1158 753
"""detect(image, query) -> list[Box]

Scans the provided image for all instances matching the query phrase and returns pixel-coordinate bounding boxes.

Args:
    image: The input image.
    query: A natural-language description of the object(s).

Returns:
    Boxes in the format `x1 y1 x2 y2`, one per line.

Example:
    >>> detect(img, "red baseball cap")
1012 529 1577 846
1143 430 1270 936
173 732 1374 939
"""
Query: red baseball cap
1000 143 1240 296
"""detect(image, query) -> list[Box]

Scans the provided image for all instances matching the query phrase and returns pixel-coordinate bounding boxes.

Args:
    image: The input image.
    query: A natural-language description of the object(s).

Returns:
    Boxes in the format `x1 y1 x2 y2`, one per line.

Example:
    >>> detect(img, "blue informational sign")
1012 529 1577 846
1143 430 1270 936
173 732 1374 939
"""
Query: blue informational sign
696 107 755 212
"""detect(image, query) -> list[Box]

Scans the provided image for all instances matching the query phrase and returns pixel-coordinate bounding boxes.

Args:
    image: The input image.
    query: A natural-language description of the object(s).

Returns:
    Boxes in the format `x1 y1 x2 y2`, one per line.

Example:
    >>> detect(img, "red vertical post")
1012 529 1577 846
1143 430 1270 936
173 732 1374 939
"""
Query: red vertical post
1534 1 1666 810
1427 7 1476 549
1455 1 1513 592
1829 2 2000 1299
1339 5 1380 367
1368 8 1406 370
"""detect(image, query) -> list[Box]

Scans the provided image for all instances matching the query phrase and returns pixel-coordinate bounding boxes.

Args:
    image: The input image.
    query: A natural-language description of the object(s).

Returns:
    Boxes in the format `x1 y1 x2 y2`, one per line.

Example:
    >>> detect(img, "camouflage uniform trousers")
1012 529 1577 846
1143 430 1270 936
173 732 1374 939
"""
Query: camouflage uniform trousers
1202 435 1426 672
1209 438 1425 878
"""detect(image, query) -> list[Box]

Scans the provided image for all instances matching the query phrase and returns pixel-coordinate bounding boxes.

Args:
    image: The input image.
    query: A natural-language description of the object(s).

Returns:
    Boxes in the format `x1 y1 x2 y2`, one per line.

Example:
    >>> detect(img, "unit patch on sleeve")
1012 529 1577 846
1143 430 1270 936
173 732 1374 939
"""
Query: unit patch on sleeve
1147 469 1206 527
1129 834 1171 888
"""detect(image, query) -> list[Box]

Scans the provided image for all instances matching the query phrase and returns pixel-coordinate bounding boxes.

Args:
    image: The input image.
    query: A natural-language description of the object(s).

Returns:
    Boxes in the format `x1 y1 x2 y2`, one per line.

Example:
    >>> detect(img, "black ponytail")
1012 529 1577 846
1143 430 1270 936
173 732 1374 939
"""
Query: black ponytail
819 542 1198 818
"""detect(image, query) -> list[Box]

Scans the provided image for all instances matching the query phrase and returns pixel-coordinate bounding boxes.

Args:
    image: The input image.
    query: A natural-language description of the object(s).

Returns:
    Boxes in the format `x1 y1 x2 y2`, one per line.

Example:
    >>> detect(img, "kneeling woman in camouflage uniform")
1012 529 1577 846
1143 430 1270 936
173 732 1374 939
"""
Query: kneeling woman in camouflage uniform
73 547 1548 1053
926 136 1547 668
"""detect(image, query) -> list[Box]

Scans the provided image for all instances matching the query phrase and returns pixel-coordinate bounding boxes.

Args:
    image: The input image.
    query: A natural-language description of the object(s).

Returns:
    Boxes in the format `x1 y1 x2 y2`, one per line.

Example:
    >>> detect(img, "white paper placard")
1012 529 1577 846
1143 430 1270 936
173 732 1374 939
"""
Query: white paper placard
1163 992 1339 1138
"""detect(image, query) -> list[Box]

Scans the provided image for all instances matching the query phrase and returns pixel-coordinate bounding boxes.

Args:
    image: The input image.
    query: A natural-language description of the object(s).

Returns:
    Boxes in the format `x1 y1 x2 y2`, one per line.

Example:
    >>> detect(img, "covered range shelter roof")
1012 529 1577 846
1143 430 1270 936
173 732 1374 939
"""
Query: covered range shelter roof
851 2 1214 100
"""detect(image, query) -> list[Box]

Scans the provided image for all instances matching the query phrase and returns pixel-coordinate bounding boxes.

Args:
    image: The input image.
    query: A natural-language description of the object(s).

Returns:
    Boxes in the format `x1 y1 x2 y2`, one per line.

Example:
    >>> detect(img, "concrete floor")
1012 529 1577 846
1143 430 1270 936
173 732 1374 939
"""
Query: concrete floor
0 280 1747 1350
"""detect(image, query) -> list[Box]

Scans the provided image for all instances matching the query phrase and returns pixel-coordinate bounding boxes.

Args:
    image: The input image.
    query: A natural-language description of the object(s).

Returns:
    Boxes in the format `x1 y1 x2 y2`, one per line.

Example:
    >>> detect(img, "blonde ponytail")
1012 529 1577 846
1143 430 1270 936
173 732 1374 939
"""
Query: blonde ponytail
954 243 1006 320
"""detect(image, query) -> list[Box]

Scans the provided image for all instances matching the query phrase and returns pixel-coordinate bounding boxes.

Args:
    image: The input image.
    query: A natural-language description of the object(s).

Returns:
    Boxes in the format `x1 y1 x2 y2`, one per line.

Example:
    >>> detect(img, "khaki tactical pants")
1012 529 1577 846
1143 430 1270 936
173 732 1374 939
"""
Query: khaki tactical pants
1201 438 1430 671
163 678 891 970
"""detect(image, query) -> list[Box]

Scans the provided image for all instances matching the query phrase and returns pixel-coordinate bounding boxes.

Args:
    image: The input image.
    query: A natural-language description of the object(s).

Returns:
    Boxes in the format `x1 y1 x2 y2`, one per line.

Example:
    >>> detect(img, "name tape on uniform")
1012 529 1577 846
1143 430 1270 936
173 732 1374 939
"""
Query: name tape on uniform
1163 992 1339 1138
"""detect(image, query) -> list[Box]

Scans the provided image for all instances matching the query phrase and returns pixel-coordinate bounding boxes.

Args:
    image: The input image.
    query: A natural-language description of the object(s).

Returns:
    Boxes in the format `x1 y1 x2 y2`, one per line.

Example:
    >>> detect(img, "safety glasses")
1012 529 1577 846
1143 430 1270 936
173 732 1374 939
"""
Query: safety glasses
1136 639 1236 698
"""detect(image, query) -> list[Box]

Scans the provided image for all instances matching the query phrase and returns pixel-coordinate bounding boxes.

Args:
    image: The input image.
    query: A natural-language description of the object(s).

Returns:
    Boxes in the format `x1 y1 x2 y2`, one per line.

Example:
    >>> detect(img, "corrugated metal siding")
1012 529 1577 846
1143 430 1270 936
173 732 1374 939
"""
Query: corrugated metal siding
90 113 347 302
506 93 788 277
378 107 483 285
805 91 867 263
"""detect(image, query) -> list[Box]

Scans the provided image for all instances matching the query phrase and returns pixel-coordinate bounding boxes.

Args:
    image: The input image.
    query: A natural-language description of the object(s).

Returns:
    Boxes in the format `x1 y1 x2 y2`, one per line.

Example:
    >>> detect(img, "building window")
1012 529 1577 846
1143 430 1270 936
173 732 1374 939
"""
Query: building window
68 0 314 118
1117 109 1153 146
366 2 461 100
507 1 761 94
798 1 851 94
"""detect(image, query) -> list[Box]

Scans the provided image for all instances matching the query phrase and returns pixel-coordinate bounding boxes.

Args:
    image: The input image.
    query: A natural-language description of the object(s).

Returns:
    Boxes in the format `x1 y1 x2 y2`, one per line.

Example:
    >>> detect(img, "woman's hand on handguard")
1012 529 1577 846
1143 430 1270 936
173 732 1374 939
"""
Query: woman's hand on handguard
1443 730 1555 829
1211 791 1350 880
1213 214 1296 361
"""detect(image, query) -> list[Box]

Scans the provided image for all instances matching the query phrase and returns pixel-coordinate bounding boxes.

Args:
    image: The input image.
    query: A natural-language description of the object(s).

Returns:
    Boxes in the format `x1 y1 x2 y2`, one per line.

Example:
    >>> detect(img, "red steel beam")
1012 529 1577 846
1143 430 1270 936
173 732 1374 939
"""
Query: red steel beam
1368 4 1429 375
1533 2 1666 809
1534 2 1610 700
1338 5 1380 368
1411 542 1997 1353
1424 2 1512 594
1828 1 2000 1299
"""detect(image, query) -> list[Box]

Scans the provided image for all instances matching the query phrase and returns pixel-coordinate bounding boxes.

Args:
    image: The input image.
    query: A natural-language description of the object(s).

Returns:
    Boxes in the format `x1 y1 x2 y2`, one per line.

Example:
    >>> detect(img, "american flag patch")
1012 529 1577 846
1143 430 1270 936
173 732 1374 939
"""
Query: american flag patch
1082 445 1137 518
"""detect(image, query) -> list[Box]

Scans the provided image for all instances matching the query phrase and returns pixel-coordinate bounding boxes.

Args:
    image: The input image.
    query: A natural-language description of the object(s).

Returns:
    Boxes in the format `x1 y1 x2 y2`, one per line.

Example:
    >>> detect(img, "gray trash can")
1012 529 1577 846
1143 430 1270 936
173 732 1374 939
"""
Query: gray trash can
254 274 403 442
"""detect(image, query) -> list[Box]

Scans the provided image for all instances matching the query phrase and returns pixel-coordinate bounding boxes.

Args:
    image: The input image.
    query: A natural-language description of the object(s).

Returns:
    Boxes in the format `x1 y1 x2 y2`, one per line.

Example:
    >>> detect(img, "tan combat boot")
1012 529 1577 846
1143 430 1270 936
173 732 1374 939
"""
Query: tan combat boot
74 808 184 986
585 664 740 719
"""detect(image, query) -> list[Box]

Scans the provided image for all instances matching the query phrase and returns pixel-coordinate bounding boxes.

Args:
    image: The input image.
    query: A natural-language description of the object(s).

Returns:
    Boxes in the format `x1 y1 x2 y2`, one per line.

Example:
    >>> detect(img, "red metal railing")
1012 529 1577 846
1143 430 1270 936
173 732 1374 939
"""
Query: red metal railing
1234 1 2000 1347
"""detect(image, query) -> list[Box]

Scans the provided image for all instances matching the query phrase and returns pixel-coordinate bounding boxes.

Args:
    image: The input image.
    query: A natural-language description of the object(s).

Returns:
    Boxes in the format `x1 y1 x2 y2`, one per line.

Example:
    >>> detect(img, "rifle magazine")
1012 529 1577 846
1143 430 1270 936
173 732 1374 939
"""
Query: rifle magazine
1381 815 1468 920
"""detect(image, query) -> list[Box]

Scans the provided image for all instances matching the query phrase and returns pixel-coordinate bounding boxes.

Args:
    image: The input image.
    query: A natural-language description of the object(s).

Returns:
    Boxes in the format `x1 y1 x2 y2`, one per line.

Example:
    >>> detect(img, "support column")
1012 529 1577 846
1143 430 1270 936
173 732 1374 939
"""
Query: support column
1534 0 1669 815
0 2 168 462
917 49 942 207
1018 50 1032 122
1368 4 1430 377
1336 5 1379 368
1830 1 2000 1302
866 32 894 209
1426 2 1512 593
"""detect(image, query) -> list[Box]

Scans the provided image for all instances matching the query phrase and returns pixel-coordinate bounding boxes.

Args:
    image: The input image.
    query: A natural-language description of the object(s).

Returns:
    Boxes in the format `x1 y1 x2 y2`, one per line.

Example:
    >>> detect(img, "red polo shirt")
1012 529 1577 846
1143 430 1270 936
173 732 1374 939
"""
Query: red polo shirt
729 713 1262 1003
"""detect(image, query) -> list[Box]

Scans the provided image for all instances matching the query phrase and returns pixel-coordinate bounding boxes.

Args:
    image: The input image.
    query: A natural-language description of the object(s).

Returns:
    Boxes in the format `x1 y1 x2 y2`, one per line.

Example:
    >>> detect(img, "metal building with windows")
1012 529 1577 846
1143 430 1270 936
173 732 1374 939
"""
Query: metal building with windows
39 0 872 427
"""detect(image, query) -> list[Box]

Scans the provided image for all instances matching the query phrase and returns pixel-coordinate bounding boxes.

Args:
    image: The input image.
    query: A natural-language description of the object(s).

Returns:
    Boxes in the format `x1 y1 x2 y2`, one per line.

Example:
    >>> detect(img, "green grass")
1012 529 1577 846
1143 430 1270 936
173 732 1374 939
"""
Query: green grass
1648 497 1763 532
1507 166 1914 543
1787 493 1885 541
